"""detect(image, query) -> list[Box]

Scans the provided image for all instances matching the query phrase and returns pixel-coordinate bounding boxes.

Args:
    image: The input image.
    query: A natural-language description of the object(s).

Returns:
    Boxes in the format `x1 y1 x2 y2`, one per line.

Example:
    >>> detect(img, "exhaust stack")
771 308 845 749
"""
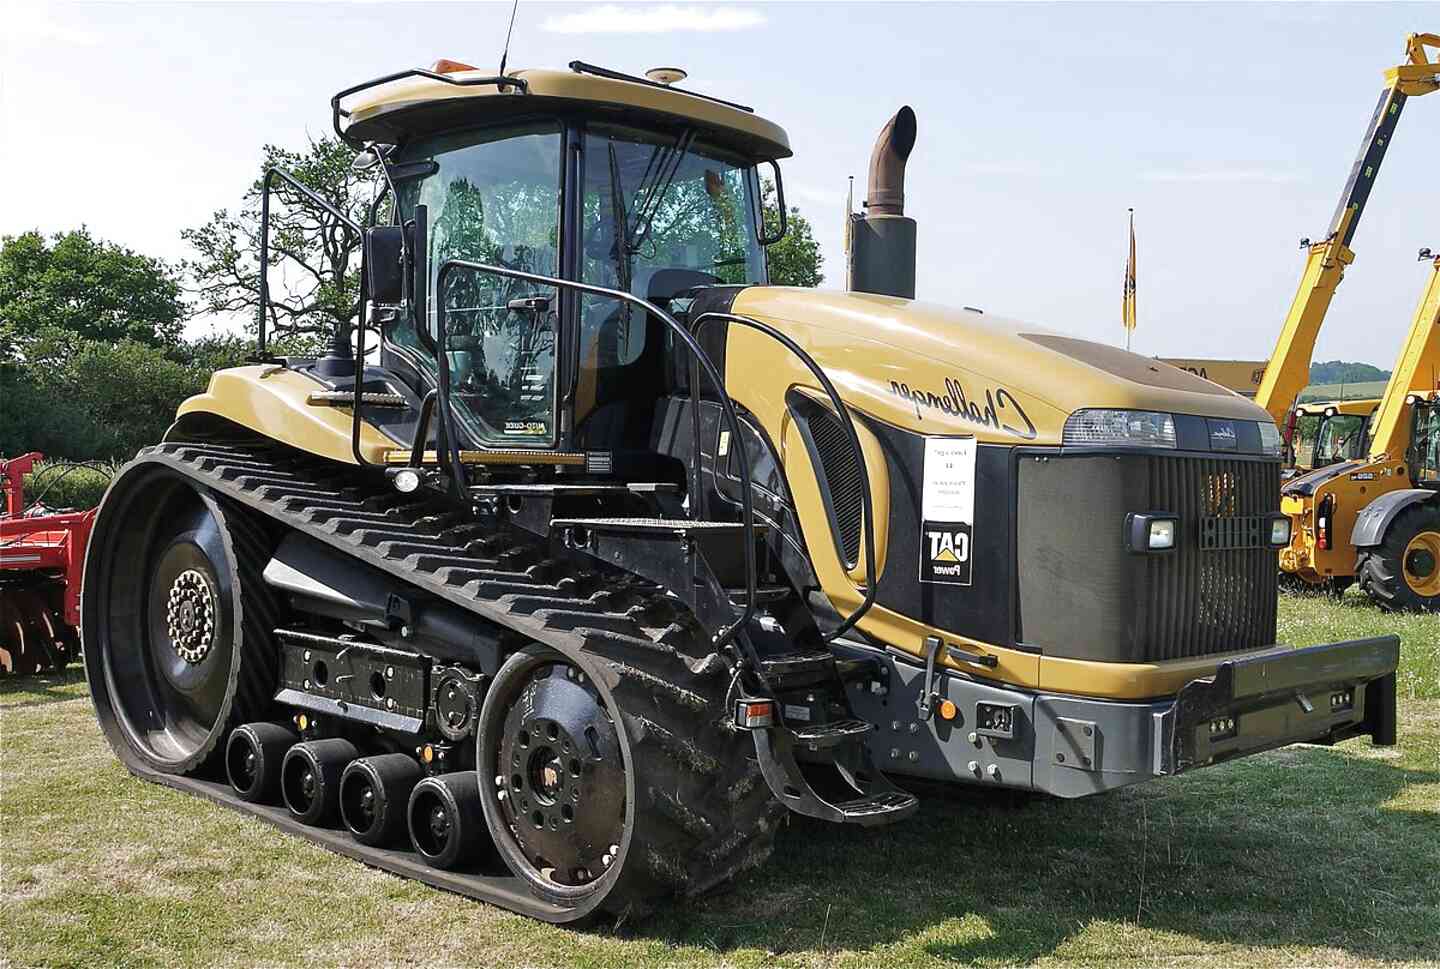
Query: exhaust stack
847 106 917 299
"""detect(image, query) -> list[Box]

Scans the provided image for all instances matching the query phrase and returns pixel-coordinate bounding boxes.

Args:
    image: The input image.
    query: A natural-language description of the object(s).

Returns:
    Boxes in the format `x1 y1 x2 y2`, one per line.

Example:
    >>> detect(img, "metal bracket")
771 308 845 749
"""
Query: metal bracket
917 635 943 720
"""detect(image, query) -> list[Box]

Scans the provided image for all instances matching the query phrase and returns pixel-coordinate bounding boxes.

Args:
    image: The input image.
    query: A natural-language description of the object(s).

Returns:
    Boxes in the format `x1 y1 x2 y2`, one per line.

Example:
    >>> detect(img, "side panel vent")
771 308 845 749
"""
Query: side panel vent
789 394 864 567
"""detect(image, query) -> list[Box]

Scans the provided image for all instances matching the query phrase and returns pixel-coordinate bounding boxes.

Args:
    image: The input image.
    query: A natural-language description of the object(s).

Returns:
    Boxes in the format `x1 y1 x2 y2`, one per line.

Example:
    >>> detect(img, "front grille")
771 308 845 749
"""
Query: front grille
1143 457 1279 661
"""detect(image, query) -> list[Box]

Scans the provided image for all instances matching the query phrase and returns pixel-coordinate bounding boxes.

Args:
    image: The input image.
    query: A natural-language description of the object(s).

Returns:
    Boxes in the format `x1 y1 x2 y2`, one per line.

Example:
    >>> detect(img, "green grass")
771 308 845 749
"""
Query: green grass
1278 585 1440 702
1 596 1436 969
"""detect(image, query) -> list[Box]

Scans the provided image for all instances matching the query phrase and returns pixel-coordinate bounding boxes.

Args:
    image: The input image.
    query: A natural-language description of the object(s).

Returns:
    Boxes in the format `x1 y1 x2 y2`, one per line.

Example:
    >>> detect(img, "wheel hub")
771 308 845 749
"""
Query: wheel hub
493 663 626 887
1403 531 1440 597
165 568 217 664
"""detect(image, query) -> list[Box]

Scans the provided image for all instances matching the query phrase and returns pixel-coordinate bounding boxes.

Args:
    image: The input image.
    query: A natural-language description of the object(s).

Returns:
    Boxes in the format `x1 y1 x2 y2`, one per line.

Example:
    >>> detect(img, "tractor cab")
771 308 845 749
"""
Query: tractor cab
320 62 791 484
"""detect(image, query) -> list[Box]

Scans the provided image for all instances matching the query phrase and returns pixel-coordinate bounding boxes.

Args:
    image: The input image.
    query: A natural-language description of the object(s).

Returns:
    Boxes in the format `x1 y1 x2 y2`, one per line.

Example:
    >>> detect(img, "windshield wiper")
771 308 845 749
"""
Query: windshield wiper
625 129 695 255
606 142 633 297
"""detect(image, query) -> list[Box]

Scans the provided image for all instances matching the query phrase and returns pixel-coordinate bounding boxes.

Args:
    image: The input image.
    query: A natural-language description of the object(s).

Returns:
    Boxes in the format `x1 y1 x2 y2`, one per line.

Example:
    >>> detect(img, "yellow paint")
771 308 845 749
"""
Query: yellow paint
1280 254 1440 584
1404 531 1440 596
1158 359 1268 396
1257 34 1440 428
172 367 396 464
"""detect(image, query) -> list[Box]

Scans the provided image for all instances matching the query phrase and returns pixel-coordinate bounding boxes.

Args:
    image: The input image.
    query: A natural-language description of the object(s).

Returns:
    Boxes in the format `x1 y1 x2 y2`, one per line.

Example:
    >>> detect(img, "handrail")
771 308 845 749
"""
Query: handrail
331 71 529 147
692 312 878 642
255 166 363 359
433 260 759 653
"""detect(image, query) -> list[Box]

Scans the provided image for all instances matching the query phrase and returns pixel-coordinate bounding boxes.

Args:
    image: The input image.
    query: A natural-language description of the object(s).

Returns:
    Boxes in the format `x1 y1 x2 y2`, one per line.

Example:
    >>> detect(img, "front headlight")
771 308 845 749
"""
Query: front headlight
1258 421 1283 457
1063 409 1177 448
1267 514 1292 547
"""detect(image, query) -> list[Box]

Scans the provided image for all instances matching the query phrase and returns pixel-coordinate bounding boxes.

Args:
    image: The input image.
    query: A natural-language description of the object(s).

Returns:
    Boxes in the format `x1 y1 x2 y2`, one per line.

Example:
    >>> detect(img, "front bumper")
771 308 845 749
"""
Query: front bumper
834 635 1399 799
1155 635 1398 775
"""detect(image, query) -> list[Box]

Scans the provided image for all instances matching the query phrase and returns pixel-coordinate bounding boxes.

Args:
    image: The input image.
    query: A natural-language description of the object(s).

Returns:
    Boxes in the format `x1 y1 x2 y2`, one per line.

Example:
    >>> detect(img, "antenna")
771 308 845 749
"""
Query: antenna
498 0 520 76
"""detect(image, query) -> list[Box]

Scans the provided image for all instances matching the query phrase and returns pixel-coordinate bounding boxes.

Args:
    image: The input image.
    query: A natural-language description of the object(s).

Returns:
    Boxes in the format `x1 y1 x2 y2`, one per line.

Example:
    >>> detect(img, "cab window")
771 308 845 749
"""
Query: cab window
393 122 564 447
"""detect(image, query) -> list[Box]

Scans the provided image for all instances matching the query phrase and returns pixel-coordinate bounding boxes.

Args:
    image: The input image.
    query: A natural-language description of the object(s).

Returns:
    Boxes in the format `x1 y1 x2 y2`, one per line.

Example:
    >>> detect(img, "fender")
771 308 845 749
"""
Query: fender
1352 488 1438 547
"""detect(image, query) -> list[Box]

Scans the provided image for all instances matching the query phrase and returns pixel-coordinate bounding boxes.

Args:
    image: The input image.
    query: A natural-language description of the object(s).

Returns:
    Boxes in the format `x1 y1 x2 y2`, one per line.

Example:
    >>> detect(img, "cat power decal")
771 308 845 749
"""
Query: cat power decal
920 437 976 586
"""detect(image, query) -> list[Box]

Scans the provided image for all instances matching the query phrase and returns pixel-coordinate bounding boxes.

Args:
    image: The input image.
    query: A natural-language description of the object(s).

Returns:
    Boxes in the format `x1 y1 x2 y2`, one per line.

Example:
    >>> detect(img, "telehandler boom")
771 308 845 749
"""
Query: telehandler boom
1256 33 1440 437
83 58 1399 922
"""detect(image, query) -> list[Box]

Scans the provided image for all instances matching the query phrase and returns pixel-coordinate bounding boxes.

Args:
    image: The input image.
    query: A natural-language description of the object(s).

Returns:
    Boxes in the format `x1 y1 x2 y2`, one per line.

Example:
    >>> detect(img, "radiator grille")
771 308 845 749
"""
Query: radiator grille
1143 456 1279 661
798 402 864 566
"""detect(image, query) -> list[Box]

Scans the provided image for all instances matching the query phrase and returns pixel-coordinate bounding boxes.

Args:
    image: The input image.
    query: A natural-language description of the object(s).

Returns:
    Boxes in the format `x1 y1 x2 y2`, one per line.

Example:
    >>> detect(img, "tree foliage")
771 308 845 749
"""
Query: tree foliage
1310 360 1391 385
182 136 369 344
762 180 823 288
0 228 186 353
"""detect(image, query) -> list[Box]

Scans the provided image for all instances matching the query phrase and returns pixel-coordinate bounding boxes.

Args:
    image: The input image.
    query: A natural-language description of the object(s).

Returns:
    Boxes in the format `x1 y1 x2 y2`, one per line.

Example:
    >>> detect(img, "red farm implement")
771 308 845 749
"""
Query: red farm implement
1 453 95 675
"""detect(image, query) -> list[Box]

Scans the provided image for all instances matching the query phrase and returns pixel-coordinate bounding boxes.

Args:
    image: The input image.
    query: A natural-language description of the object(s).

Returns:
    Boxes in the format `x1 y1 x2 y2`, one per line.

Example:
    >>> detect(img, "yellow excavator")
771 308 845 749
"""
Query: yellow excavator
1256 33 1440 462
1281 248 1440 608
79 58 1399 922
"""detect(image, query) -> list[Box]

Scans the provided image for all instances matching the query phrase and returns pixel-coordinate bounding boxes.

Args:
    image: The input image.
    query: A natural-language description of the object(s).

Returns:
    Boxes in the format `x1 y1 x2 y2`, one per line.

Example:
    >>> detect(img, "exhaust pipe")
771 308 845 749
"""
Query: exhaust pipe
847 106 918 299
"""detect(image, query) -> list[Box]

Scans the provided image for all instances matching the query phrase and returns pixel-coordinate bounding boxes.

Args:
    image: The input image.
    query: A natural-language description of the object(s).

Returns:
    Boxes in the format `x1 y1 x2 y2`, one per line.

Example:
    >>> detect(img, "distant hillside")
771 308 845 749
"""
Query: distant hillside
1310 360 1390 385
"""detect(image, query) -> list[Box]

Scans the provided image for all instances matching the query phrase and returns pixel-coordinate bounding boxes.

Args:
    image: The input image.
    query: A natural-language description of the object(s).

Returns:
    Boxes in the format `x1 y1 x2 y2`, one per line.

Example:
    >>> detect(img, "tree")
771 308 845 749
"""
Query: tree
0 228 186 353
182 136 369 345
762 180 823 288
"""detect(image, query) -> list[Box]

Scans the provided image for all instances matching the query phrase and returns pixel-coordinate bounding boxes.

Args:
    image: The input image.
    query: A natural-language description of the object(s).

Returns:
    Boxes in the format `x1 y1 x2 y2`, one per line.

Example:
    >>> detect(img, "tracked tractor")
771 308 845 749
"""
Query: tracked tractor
84 60 1400 922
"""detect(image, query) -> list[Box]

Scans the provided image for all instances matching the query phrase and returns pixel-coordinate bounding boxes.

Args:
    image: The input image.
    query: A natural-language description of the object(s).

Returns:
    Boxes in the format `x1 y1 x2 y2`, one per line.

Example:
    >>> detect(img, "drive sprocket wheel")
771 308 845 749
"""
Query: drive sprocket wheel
83 462 280 775
477 637 784 921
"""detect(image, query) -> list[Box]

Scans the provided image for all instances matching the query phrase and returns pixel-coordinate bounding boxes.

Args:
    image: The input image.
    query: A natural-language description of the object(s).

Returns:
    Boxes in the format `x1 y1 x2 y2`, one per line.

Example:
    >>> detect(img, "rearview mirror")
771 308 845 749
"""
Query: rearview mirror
364 226 405 304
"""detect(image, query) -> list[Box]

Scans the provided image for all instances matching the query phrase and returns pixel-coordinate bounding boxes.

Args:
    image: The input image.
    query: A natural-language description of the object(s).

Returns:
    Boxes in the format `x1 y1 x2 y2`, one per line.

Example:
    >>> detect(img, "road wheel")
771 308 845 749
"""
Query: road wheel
1357 504 1440 612
476 639 783 921
83 464 280 775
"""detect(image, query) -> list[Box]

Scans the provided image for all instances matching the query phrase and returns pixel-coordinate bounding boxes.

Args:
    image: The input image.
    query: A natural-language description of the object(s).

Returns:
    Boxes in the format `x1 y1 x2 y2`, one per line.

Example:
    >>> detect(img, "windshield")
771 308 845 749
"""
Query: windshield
1313 413 1368 466
579 125 764 364
393 122 564 447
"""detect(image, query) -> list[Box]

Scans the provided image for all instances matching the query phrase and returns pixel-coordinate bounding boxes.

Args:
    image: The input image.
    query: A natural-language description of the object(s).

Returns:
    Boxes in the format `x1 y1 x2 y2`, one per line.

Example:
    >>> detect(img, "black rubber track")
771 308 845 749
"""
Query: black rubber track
83 467 282 774
91 435 784 922
1357 504 1440 612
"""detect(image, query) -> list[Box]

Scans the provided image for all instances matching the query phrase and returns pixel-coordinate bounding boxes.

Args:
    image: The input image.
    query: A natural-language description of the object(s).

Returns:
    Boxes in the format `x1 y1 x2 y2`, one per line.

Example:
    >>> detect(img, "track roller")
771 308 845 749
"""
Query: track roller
226 723 298 803
407 772 486 870
282 738 358 825
341 753 424 846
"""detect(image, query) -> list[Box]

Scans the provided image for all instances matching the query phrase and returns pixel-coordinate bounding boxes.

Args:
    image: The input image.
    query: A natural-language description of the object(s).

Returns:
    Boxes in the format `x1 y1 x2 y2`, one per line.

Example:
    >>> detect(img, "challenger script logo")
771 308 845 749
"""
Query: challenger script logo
889 377 1037 440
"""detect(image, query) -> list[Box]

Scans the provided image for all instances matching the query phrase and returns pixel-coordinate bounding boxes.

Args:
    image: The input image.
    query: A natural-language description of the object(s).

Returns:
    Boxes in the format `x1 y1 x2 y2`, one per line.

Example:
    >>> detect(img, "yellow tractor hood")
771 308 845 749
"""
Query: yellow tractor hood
731 287 1269 446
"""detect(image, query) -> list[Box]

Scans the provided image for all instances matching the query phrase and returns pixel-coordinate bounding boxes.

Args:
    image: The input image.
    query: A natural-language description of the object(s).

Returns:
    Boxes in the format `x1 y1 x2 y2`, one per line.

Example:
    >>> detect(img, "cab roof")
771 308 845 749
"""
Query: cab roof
335 63 792 161
1294 398 1380 417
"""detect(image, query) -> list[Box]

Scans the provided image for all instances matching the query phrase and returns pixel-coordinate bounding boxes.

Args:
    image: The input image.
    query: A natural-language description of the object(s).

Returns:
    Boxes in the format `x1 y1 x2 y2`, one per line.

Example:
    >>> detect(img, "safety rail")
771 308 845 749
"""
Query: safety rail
433 260 759 654
691 312 877 642
331 71 529 148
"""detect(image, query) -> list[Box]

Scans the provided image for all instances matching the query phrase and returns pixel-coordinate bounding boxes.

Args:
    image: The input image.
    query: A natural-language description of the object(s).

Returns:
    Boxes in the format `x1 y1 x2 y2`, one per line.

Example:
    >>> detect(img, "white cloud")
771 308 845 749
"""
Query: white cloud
1141 168 1301 185
541 4 766 35
9 4 99 47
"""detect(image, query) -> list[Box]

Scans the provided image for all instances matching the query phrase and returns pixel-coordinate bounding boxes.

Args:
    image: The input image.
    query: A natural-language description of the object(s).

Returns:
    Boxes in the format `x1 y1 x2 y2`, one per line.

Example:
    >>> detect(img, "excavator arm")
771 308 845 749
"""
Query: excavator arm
1256 33 1440 430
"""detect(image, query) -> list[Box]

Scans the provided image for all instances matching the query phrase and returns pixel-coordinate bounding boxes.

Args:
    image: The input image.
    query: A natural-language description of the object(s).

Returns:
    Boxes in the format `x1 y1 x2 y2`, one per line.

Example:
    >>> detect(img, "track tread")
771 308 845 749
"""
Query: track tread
110 434 781 918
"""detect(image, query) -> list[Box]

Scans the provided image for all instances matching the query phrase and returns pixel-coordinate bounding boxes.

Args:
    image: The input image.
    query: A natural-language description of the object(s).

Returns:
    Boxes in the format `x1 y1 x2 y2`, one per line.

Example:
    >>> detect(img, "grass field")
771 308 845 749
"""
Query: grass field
2 592 1436 969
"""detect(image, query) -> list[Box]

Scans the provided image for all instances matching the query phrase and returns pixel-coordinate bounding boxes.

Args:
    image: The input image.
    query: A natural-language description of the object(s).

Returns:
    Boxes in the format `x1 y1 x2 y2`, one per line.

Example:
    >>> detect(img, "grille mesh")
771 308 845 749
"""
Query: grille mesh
802 404 864 566
1143 457 1279 661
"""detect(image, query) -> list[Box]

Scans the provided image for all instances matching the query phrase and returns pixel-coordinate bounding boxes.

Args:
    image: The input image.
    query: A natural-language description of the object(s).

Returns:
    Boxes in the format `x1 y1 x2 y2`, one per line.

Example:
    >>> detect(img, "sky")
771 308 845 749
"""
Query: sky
2 1 1437 366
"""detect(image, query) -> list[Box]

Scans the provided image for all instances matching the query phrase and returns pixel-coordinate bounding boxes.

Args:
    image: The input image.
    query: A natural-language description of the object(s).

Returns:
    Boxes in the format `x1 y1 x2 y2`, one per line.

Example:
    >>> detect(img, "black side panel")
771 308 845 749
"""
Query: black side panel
674 285 748 397
868 420 1014 648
